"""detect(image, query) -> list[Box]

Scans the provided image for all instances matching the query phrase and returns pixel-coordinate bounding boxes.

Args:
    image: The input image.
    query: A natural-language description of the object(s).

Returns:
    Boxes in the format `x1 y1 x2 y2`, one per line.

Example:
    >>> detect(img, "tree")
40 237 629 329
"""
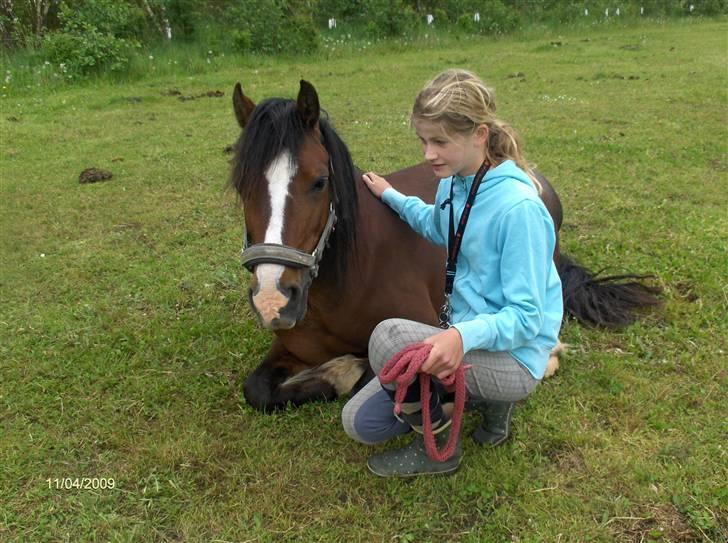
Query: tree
138 0 172 39
30 0 59 35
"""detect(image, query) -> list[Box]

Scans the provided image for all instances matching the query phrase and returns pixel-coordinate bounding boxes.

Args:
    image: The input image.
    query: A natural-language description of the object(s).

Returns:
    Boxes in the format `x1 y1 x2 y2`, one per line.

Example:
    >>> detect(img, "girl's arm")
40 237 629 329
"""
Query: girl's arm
362 171 446 247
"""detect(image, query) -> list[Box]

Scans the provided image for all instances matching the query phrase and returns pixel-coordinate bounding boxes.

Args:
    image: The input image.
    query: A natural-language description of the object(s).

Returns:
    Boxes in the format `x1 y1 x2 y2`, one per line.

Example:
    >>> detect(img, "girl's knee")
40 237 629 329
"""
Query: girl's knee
341 399 366 443
368 318 412 372
369 318 402 350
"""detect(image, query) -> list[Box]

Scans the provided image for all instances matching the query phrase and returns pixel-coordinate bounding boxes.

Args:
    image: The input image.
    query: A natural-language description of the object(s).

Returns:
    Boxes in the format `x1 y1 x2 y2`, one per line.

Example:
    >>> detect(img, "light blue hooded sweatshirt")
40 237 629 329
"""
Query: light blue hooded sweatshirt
381 160 563 379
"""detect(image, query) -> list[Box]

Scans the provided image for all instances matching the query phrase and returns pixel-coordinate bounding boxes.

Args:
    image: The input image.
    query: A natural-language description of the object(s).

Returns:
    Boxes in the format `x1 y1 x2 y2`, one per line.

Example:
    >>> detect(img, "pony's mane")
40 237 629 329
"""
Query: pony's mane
230 97 358 286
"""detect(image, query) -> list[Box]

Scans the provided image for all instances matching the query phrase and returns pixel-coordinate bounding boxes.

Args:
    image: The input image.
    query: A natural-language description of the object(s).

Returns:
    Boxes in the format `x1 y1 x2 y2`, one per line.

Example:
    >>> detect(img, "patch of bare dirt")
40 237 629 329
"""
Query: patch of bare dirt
161 88 224 100
709 157 726 171
607 503 701 542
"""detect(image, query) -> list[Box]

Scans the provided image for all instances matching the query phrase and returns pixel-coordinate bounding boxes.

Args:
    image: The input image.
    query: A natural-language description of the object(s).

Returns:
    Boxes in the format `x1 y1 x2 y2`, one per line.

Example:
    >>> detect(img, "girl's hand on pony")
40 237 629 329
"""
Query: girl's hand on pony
421 328 464 380
362 171 392 199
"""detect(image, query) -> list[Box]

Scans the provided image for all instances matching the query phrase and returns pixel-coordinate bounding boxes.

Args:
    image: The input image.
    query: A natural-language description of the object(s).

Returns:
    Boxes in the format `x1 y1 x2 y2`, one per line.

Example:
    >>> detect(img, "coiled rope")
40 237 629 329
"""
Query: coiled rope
378 342 468 461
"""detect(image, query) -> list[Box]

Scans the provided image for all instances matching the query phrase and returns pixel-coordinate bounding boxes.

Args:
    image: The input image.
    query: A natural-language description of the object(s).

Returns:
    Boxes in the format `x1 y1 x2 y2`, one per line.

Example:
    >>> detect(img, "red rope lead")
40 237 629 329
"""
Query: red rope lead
378 342 468 462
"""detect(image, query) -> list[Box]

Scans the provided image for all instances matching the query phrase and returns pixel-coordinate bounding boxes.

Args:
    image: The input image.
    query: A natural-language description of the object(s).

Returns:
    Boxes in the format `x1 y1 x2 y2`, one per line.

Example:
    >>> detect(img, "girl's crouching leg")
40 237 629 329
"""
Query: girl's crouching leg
341 377 411 445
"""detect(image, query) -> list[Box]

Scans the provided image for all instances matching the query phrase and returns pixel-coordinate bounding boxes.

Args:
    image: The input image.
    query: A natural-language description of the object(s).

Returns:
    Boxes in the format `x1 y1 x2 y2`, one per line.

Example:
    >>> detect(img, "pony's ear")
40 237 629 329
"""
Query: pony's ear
297 79 320 128
233 82 256 129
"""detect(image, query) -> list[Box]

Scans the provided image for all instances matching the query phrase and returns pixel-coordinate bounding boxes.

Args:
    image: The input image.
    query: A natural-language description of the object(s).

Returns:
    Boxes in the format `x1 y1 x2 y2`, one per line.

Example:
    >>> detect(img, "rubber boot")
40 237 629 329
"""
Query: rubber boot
470 400 514 446
366 425 463 477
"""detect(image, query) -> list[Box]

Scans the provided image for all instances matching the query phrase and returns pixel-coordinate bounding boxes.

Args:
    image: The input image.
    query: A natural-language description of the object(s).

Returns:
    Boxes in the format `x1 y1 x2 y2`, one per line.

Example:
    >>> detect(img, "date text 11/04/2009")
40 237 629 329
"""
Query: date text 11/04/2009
47 478 115 490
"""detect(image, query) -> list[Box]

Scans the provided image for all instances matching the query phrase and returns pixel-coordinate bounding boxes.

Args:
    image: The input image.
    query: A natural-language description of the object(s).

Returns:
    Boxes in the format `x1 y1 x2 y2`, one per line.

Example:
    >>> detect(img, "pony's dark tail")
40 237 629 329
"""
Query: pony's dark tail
558 254 662 328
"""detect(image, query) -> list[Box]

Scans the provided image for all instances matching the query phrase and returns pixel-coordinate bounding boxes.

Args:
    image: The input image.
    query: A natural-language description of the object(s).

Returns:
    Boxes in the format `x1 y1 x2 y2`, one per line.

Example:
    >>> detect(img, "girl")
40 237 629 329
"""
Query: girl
342 69 563 477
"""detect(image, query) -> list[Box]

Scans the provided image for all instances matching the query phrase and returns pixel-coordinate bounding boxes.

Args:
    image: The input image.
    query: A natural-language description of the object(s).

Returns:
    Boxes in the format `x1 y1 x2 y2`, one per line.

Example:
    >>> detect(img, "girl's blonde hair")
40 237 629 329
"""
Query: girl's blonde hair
411 69 542 193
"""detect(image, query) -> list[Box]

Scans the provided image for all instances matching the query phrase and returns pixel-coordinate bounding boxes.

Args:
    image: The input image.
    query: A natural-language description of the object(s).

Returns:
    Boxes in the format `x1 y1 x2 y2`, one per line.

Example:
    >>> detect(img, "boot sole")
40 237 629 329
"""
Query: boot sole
366 456 463 478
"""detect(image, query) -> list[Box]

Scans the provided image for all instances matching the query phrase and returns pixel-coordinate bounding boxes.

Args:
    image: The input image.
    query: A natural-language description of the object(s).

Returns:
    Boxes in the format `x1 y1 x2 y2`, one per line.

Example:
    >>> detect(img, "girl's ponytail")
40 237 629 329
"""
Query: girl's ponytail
488 119 542 194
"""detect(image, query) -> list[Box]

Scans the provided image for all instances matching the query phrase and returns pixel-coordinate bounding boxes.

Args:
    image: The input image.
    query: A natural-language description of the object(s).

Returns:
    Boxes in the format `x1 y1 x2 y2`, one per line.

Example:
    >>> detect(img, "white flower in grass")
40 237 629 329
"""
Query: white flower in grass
149 55 154 60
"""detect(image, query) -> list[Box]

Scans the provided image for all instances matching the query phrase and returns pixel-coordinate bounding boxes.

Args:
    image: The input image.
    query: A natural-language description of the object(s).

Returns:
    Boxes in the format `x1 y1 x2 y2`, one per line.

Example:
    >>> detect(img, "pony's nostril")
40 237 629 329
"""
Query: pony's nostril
283 284 301 303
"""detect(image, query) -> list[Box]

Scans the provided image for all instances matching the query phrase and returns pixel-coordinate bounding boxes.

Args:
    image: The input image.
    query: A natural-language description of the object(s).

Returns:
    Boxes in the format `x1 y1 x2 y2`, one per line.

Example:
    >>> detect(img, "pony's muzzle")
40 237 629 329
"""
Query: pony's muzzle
248 266 309 330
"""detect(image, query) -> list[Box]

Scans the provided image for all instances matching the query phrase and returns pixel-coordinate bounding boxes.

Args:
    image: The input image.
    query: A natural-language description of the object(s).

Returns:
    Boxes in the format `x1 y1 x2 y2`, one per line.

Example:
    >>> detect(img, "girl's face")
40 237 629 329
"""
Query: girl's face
414 119 488 179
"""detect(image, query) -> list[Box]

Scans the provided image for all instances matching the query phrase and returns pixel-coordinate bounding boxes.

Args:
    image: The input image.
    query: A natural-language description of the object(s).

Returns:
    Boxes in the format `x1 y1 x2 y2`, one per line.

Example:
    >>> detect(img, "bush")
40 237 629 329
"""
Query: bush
59 0 145 39
163 0 200 41
227 0 320 54
443 0 521 34
360 0 417 38
313 0 417 38
39 1 142 75
42 23 138 74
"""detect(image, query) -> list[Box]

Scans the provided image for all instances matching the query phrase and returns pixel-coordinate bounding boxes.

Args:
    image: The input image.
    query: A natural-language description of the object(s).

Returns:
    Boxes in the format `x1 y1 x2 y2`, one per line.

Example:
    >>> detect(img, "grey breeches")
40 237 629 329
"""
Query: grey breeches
341 318 540 445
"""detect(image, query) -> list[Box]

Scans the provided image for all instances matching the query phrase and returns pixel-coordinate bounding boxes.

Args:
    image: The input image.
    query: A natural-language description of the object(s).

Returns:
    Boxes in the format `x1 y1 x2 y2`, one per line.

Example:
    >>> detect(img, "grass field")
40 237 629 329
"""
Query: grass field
1 17 727 543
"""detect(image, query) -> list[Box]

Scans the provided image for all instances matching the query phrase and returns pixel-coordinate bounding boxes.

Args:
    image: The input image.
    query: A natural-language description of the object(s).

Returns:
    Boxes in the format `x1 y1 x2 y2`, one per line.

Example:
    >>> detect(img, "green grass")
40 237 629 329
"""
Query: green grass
2 17 727 543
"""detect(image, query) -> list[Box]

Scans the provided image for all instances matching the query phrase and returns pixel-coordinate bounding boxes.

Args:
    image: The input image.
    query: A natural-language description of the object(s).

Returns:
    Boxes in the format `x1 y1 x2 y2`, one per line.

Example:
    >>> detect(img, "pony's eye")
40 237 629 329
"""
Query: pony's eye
311 176 328 192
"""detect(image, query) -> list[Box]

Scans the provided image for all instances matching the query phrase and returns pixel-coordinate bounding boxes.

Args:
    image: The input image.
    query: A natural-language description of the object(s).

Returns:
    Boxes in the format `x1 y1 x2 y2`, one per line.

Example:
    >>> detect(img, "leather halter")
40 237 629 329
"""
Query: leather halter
239 203 336 279
239 159 338 280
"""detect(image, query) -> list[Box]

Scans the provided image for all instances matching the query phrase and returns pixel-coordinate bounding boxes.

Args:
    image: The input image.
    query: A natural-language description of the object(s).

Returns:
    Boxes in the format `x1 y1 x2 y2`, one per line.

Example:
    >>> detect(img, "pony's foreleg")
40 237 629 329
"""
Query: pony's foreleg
281 354 370 397
243 340 369 411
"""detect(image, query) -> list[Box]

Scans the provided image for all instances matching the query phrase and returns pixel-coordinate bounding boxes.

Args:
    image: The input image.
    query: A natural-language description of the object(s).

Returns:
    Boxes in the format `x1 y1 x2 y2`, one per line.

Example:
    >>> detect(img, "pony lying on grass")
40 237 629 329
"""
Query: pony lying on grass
230 80 660 412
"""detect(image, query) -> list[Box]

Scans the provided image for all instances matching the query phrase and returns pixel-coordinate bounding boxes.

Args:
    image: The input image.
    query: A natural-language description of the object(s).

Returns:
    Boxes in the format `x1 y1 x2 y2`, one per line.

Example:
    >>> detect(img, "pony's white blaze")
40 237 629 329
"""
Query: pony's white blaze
253 151 296 325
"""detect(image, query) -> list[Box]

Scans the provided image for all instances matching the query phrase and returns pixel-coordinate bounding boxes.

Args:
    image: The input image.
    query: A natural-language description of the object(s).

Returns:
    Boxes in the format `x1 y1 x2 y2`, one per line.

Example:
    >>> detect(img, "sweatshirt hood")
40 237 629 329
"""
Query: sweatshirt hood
452 160 536 194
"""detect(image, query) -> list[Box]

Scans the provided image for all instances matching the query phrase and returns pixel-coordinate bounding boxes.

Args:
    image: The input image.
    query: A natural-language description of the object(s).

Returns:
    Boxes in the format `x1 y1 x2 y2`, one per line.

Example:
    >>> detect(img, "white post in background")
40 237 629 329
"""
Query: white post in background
328 18 337 29
690 4 695 12
641 7 644 15
474 12 480 22
426 14 434 25
585 8 588 16
605 8 609 17
616 8 620 16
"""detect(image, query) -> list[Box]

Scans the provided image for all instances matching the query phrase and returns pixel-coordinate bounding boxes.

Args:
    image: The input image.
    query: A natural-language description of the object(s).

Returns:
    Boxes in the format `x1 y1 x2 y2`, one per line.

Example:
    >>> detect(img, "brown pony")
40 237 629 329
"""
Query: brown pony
230 80 660 411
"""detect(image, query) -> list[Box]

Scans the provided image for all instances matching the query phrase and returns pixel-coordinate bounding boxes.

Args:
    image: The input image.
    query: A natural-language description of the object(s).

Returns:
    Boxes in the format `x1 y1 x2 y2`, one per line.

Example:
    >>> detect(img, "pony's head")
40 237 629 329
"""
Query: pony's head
230 80 357 330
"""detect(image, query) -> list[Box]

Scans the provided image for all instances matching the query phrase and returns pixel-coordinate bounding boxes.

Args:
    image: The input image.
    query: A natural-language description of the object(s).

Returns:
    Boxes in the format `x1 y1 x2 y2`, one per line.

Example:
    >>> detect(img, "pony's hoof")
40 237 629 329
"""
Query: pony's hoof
544 354 559 378
543 340 566 378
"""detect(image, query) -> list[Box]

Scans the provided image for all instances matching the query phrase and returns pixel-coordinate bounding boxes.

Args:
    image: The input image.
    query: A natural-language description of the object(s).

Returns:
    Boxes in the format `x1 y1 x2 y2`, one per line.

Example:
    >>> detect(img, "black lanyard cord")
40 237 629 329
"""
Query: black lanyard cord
439 160 490 327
